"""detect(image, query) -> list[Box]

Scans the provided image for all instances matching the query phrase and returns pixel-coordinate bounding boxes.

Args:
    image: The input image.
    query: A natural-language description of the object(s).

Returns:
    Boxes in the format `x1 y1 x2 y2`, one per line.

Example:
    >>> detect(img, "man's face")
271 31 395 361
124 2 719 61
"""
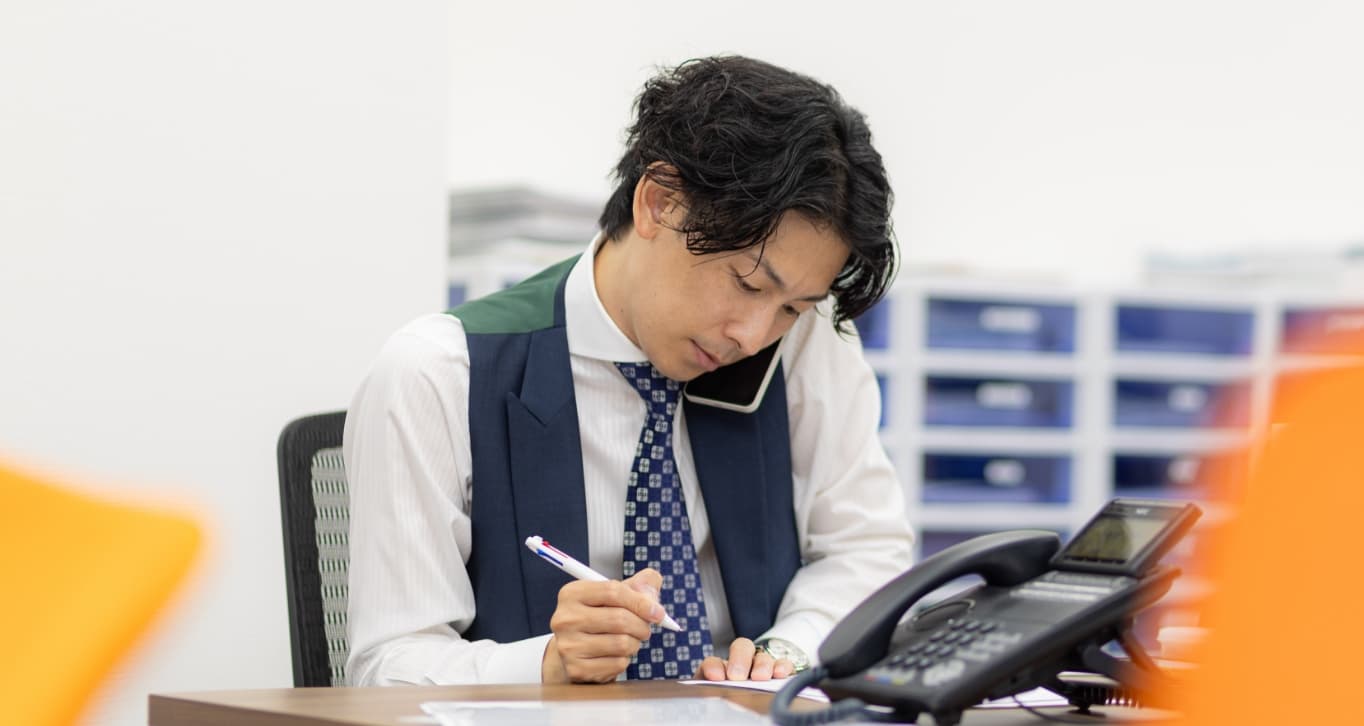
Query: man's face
612 210 850 382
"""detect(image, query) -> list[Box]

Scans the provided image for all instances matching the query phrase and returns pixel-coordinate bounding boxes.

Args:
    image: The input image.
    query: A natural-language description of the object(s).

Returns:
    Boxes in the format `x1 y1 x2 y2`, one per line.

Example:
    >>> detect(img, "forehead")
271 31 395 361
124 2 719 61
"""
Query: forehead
741 215 849 284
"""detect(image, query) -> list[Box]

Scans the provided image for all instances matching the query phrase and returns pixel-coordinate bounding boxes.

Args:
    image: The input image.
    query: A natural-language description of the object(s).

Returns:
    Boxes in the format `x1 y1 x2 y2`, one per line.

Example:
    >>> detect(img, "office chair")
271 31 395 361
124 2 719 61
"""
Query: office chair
277 411 350 687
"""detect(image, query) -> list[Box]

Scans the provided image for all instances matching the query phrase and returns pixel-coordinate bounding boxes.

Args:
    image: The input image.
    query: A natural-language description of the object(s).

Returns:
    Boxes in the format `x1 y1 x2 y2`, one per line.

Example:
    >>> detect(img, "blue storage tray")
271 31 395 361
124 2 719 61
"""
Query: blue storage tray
924 376 1074 428
1114 450 1246 502
922 453 1071 503
926 298 1076 353
1115 304 1254 356
447 284 467 309
1281 305 1364 354
854 299 892 350
875 373 889 430
1113 379 1252 428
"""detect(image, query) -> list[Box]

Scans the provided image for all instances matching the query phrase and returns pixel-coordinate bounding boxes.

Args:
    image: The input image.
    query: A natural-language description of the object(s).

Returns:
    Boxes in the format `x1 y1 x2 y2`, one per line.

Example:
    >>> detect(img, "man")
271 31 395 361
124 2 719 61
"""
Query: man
344 55 914 686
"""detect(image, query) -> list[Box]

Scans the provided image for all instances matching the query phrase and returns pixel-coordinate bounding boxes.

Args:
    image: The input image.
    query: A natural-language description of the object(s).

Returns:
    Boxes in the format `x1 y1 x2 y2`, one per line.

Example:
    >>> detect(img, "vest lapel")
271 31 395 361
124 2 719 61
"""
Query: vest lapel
504 283 589 634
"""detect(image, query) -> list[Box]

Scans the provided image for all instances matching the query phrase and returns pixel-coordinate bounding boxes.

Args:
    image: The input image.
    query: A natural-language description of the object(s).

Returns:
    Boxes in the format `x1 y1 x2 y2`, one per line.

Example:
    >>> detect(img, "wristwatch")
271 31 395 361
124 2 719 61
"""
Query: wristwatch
753 637 811 673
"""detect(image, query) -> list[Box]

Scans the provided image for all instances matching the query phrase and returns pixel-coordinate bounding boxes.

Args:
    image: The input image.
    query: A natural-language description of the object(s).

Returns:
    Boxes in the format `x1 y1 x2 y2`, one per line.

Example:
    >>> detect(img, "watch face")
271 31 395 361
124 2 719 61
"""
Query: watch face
759 638 810 670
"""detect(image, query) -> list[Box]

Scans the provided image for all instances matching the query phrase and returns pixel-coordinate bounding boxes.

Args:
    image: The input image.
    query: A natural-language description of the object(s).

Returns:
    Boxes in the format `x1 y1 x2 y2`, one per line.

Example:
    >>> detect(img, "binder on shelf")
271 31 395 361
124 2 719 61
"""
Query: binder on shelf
854 300 892 351
1111 451 1245 500
921 453 1071 504
1280 304 1364 354
1113 379 1252 429
1115 303 1255 357
924 375 1074 428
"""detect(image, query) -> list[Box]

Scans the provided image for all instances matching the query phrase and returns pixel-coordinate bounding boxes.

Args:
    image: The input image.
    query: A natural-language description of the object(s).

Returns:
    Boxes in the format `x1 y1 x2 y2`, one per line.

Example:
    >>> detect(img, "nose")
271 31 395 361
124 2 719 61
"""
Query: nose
724 307 777 359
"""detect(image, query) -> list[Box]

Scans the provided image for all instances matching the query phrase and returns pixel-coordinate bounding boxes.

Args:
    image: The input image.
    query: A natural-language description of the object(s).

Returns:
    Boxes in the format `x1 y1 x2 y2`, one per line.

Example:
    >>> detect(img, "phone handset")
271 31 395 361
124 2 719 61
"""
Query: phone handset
819 530 1061 679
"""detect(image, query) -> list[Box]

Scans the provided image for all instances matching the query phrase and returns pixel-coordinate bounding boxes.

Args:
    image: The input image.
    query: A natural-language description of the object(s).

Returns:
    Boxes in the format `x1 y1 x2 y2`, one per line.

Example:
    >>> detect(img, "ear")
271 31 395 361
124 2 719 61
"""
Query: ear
631 164 683 241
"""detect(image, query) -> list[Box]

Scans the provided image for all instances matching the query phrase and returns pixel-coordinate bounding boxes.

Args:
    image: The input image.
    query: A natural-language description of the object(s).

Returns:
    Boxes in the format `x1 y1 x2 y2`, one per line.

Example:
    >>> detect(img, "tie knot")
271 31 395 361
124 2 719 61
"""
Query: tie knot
615 362 681 414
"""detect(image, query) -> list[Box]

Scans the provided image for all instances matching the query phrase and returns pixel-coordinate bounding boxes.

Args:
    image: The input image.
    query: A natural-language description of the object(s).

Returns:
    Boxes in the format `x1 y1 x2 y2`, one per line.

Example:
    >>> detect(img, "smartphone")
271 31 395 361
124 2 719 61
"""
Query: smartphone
682 339 783 414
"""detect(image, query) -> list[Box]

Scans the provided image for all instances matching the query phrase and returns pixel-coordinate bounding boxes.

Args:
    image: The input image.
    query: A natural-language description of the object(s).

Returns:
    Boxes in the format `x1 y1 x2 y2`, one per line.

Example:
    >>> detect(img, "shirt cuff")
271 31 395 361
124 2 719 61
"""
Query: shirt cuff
425 633 554 685
758 612 832 667
483 633 553 684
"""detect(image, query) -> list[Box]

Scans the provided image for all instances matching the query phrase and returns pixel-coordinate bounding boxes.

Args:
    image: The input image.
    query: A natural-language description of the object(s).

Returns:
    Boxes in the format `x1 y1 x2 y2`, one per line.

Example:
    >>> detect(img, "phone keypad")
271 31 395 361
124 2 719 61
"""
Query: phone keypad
872 618 1021 685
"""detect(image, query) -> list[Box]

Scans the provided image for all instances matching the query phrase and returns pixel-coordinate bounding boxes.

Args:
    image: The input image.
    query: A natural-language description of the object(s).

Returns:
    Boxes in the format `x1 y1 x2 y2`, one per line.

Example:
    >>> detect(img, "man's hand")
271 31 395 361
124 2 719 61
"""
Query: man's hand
541 568 667 683
694 637 795 681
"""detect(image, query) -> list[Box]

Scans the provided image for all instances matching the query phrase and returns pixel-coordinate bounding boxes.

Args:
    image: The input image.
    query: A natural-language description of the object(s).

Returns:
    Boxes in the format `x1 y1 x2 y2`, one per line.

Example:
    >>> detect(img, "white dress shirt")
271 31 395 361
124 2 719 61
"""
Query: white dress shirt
343 235 915 686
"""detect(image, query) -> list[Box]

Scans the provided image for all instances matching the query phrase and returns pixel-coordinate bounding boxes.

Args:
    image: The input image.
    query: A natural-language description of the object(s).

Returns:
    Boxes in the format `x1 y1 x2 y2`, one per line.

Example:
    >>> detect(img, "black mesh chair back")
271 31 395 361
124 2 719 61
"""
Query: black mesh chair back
277 411 350 687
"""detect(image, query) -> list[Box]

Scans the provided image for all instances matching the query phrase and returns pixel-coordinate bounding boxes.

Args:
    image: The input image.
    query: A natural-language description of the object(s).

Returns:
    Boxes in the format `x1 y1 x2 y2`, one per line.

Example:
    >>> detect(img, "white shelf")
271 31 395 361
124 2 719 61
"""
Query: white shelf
1108 430 1251 452
919 352 1079 378
917 430 1077 453
1108 356 1259 380
917 504 1075 531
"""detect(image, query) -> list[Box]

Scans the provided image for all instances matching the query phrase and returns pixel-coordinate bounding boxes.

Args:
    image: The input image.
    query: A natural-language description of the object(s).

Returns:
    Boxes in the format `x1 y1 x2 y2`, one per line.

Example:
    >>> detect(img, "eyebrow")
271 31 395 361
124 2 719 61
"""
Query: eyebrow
745 251 830 303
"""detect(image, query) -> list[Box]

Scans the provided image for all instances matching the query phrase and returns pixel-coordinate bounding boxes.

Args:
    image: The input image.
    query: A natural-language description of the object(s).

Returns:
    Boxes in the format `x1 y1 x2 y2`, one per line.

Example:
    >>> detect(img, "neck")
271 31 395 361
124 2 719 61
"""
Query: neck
592 234 639 349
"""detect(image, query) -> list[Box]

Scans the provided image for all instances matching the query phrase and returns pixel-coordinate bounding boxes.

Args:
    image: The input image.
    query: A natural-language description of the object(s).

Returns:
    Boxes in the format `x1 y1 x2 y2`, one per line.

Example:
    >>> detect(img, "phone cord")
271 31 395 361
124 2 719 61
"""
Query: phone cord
769 667 896 726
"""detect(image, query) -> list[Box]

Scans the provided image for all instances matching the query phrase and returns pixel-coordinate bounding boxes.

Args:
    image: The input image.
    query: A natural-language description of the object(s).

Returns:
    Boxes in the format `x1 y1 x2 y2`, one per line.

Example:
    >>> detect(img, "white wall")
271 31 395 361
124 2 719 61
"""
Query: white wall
0 2 447 724
449 0 1364 285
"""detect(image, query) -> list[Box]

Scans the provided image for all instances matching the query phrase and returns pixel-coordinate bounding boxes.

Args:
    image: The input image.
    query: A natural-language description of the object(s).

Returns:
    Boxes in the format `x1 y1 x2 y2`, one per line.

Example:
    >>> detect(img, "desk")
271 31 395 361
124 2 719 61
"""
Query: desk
149 681 1160 726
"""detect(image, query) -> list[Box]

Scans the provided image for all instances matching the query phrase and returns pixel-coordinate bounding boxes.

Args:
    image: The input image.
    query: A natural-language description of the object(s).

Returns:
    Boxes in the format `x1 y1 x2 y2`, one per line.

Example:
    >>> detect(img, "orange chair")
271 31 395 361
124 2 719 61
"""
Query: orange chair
0 462 201 726
1171 334 1364 723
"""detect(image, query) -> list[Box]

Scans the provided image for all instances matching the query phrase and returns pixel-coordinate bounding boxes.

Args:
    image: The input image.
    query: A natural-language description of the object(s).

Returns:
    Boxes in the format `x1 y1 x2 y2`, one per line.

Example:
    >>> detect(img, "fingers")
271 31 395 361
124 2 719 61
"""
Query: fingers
749 651 776 680
553 583 654 640
573 572 667 626
697 655 729 681
727 638 756 680
624 567 663 597
547 571 669 684
690 641 797 682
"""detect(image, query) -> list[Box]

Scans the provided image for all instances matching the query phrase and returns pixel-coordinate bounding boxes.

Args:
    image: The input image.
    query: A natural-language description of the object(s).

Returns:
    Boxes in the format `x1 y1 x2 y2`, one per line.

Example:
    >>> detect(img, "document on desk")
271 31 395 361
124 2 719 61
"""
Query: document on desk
975 687 1071 709
678 677 830 702
421 697 768 725
676 680 1067 709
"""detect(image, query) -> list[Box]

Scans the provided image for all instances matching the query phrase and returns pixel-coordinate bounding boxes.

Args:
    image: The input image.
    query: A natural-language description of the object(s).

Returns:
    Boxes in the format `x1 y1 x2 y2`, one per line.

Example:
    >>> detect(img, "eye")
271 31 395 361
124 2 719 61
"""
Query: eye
732 271 761 293
781 304 800 318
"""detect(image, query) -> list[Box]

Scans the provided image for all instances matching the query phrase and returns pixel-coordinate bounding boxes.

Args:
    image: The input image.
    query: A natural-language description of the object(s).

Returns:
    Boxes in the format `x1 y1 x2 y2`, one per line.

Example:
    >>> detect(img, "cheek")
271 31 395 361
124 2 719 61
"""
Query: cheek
772 314 800 337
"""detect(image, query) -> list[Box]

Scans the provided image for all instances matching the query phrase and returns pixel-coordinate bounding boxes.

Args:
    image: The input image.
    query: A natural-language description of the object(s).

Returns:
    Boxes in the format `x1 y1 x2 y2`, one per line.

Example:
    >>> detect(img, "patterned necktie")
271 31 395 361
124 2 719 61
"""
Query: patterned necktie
616 362 714 679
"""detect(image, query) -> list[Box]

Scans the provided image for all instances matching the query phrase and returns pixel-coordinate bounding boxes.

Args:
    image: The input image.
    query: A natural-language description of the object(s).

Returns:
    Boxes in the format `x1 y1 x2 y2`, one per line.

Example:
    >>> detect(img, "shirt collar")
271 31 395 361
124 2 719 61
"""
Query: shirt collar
565 232 648 363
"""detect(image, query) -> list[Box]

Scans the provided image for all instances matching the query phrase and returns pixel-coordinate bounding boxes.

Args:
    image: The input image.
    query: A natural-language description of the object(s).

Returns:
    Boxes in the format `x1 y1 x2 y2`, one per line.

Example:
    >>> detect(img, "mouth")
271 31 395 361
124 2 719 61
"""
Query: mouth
691 340 721 373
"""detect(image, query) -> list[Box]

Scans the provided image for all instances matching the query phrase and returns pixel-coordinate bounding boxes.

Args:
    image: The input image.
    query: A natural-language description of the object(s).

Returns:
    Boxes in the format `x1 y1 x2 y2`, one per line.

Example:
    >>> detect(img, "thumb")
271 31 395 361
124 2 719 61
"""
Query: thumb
624 567 663 600
624 567 665 622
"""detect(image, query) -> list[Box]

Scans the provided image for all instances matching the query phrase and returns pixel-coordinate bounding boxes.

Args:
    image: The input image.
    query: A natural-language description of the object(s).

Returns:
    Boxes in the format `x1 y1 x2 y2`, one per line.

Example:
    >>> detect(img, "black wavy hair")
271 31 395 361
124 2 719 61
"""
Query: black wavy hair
598 55 896 331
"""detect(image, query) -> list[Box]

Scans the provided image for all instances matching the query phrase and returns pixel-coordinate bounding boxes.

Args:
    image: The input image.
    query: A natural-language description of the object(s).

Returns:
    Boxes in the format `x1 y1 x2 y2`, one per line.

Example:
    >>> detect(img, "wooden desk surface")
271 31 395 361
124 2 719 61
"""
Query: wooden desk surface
149 681 805 726
149 681 1158 726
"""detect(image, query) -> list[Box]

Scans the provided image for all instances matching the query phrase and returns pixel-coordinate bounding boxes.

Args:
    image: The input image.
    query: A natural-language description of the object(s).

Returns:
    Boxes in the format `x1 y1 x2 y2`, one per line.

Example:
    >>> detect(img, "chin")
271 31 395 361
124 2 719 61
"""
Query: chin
650 353 700 383
658 362 700 383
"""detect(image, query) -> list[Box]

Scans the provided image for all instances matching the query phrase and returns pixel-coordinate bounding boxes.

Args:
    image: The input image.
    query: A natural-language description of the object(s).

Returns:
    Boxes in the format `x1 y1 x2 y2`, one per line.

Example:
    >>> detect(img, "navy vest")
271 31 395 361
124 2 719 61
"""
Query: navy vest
450 256 801 644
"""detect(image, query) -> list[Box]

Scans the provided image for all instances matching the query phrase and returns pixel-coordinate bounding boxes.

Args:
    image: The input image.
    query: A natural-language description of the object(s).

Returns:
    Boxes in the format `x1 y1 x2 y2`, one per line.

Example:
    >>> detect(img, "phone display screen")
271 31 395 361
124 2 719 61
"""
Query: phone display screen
1053 499 1198 575
1061 515 1167 565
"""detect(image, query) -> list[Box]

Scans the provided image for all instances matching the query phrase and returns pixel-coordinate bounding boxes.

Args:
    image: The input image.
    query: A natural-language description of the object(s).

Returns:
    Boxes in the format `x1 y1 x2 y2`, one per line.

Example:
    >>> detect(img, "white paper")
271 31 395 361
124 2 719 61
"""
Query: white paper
420 697 768 726
975 687 1072 709
678 677 830 702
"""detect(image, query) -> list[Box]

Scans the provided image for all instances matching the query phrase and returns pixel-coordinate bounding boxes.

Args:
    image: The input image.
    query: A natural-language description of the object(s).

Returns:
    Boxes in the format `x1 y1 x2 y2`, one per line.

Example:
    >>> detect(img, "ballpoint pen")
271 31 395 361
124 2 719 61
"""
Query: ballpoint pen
524 535 682 632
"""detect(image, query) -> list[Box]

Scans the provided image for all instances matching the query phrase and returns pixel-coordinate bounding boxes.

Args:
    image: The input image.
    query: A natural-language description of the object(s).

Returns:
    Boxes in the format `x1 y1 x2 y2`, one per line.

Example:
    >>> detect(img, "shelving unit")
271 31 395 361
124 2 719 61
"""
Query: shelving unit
845 280 1360 648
